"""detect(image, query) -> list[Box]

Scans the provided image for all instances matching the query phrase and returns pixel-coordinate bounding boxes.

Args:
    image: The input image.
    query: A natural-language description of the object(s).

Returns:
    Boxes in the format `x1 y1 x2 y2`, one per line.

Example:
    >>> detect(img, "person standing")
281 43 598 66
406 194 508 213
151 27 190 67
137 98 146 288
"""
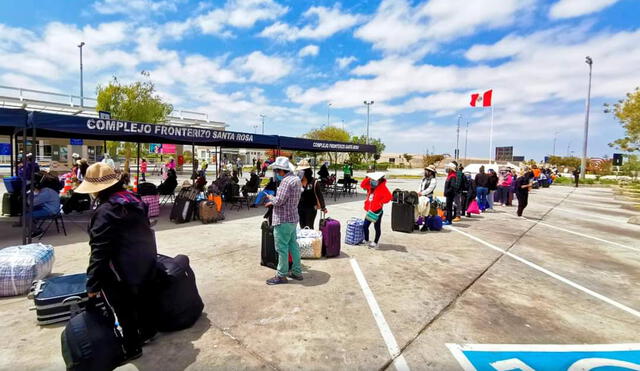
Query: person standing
572 166 580 187
265 157 303 285
140 159 147 182
443 163 457 225
474 165 490 211
296 160 327 229
497 169 512 206
75 163 158 362
416 165 437 231
256 158 262 175
453 163 467 221
487 169 499 211
361 172 392 249
515 169 533 217
236 158 243 177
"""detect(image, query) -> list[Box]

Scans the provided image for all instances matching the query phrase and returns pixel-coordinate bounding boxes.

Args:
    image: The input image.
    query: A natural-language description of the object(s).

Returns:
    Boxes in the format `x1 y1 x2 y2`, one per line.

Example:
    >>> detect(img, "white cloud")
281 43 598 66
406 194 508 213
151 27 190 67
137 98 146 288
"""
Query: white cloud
92 0 182 15
298 45 319 57
549 0 619 19
336 56 357 69
193 0 288 36
260 4 362 41
233 51 292 83
355 0 534 53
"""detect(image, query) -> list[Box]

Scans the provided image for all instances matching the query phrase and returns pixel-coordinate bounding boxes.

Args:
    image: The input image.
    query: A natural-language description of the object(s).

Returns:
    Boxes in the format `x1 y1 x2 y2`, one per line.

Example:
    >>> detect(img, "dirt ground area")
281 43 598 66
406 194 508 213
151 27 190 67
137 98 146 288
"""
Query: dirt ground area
0 180 638 370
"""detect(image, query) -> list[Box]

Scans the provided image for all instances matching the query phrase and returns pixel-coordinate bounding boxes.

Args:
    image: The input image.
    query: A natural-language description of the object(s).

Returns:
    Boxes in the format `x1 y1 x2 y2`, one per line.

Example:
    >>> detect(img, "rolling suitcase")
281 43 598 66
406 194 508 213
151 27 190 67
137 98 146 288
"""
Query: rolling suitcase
260 220 292 269
61 301 124 371
2 192 22 216
29 273 105 325
320 215 341 257
154 254 204 332
391 192 414 233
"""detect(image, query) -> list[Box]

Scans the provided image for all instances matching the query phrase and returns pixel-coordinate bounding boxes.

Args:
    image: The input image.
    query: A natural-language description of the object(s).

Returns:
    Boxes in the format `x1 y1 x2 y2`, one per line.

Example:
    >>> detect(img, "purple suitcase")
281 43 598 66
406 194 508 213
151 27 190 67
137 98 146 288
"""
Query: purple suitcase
319 216 341 258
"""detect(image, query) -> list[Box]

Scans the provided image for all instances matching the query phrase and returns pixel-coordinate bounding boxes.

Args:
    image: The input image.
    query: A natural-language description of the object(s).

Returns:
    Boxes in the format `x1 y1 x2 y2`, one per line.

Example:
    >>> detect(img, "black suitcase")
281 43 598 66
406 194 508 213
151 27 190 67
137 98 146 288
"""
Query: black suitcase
29 273 105 325
154 254 204 332
61 302 124 371
3 192 22 216
170 197 195 223
137 182 158 196
391 202 415 233
260 220 278 269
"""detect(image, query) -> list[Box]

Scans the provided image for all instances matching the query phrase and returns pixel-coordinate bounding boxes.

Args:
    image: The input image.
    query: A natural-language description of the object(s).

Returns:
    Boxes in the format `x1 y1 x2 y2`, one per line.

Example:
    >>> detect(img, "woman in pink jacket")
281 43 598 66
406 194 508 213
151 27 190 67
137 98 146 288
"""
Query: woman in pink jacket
497 169 513 206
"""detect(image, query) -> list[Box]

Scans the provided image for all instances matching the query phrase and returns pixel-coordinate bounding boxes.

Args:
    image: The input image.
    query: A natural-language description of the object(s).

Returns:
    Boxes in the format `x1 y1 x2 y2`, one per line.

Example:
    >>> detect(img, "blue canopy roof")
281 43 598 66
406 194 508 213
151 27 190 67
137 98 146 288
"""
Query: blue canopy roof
0 108 376 153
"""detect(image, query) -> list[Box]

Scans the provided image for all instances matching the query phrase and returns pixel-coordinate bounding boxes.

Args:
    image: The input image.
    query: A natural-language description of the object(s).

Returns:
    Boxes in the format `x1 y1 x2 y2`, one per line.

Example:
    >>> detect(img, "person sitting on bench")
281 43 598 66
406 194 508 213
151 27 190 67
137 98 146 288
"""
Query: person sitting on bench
25 182 61 234
242 170 260 197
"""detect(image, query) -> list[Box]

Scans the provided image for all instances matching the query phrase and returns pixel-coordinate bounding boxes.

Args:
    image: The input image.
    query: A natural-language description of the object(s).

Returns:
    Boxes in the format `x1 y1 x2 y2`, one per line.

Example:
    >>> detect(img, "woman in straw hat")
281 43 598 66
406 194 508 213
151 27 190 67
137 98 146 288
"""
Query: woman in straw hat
415 165 437 231
75 163 158 362
296 159 327 229
361 172 392 249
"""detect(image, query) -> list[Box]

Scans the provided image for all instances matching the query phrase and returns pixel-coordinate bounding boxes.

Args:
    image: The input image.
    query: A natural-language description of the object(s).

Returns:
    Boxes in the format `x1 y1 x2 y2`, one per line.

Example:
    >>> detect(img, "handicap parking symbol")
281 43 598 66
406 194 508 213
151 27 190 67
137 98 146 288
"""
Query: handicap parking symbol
446 343 640 371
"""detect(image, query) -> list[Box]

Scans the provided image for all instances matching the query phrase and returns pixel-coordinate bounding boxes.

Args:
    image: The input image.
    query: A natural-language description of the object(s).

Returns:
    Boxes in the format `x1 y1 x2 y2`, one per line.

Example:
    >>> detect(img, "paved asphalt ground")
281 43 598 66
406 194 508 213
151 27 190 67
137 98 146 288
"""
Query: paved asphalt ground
0 179 638 370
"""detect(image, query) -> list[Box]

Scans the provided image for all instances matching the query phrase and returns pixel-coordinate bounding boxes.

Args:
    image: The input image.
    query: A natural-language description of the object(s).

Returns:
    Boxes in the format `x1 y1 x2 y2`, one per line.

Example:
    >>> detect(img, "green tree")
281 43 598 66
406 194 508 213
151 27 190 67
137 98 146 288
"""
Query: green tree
96 74 173 173
304 126 351 165
620 154 640 179
547 156 581 169
605 87 640 152
348 135 386 164
402 153 413 168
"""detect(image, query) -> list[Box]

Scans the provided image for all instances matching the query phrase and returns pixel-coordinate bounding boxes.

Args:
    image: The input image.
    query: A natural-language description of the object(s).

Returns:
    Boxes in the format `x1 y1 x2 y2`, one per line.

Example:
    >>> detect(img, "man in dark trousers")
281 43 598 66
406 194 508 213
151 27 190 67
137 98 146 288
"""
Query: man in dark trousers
573 166 580 187
443 163 458 225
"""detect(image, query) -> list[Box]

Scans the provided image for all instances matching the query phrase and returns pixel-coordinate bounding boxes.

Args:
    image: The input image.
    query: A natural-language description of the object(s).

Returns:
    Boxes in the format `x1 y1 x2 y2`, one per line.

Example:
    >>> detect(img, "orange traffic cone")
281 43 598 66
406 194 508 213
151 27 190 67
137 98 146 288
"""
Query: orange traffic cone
133 176 138 193
61 177 72 195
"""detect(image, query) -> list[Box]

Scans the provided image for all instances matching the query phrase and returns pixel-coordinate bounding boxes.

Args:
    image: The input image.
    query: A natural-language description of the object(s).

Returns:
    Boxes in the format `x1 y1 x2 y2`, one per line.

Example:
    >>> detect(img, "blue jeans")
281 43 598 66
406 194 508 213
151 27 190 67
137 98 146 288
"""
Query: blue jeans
476 187 489 211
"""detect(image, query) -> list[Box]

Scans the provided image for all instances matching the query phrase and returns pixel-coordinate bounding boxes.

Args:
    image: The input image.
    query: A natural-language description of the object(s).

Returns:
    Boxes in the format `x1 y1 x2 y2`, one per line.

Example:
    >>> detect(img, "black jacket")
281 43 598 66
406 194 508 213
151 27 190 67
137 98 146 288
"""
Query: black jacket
299 178 326 210
488 174 499 191
87 191 157 293
318 165 330 179
475 173 489 188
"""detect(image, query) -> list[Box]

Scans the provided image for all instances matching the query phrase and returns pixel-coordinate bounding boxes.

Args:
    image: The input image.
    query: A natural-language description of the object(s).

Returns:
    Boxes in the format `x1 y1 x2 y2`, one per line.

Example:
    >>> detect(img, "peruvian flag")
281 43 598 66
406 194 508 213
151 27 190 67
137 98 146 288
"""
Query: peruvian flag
470 89 492 107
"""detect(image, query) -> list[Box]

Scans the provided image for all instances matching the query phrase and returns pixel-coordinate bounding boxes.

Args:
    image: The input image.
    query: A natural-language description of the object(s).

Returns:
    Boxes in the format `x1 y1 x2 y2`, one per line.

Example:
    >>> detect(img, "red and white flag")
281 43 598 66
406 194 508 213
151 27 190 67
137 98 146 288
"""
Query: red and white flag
470 89 492 107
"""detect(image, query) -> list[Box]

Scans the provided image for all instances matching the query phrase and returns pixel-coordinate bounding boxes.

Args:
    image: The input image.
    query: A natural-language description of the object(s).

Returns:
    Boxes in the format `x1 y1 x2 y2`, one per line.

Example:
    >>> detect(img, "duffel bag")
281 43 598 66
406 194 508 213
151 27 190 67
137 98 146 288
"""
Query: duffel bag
154 254 204 332
345 218 364 245
61 301 124 371
297 227 322 259
0 243 54 297
141 195 160 218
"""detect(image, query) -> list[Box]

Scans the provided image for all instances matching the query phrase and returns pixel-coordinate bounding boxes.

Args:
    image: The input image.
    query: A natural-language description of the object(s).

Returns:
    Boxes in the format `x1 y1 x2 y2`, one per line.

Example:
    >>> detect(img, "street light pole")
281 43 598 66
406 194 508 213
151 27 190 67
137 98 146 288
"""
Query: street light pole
580 56 593 180
260 114 265 134
78 42 85 107
552 130 559 156
363 100 374 144
455 114 461 160
327 103 332 126
464 121 469 161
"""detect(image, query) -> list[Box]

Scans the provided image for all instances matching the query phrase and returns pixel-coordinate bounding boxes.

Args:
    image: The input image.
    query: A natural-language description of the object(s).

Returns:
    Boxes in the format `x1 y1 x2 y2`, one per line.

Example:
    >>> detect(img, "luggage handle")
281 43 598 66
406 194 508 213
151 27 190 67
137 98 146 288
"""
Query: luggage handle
63 296 83 317
27 280 44 300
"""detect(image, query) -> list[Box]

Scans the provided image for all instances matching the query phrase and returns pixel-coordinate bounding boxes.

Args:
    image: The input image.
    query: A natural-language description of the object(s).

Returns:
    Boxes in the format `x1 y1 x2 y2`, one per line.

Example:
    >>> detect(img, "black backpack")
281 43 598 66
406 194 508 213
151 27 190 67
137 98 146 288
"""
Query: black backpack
137 182 158 196
61 301 124 371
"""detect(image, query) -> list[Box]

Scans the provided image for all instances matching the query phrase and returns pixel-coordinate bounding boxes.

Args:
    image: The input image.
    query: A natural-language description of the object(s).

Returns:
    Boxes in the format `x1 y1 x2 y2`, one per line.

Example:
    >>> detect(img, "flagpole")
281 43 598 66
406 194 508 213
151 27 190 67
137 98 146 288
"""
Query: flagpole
489 105 494 163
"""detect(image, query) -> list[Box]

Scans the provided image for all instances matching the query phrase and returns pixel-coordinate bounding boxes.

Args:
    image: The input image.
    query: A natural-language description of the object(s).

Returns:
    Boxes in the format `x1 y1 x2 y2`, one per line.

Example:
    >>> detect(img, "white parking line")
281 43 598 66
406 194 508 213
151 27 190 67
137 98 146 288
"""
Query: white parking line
551 207 633 223
350 258 410 371
508 214 640 252
447 226 640 319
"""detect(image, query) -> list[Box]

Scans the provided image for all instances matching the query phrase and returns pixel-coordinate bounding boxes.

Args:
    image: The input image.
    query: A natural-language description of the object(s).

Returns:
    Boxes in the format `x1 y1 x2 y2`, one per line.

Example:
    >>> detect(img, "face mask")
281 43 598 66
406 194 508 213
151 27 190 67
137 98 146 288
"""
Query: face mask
297 170 305 180
275 173 284 181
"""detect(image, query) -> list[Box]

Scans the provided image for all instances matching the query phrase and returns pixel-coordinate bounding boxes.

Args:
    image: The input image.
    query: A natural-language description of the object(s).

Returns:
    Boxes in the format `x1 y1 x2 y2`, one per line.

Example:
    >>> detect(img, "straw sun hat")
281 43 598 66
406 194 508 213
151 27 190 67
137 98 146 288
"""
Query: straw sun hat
296 159 311 170
74 162 121 194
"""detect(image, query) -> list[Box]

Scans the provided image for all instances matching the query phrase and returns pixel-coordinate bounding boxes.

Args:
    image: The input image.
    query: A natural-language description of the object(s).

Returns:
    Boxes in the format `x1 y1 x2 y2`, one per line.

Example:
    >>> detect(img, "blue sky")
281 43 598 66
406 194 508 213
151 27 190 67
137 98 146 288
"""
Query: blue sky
1 0 639 160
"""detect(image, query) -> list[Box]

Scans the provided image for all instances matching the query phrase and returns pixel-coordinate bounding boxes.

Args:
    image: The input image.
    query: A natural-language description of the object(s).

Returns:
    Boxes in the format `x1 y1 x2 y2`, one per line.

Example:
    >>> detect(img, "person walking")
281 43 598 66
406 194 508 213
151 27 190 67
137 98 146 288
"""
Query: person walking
515 169 533 217
416 165 437 231
487 169 499 211
474 165 490 212
443 163 457 225
361 172 392 249
75 163 158 363
296 160 327 229
572 166 580 187
264 157 303 285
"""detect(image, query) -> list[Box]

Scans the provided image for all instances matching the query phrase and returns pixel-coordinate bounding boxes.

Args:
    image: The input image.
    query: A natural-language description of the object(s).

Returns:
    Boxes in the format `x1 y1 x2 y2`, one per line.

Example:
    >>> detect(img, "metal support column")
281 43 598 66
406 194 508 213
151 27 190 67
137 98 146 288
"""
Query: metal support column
136 143 140 183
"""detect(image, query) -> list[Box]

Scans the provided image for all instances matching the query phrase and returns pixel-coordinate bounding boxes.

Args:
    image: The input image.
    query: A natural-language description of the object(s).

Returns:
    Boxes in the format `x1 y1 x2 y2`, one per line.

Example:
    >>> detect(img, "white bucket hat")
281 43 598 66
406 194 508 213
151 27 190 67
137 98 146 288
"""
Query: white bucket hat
366 172 385 180
269 156 293 171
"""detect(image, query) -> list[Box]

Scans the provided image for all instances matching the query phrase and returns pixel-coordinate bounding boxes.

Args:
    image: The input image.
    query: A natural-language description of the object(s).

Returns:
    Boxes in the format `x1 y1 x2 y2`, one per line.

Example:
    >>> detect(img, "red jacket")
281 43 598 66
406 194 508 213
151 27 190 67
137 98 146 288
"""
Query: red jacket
361 177 392 212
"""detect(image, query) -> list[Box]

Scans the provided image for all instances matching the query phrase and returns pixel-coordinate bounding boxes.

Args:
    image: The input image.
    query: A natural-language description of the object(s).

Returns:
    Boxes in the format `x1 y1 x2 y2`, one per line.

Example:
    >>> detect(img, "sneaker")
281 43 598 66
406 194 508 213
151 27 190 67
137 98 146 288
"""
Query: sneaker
266 276 288 285
452 216 461 222
420 225 429 232
360 240 370 246
288 273 304 281
443 221 452 226
368 241 378 249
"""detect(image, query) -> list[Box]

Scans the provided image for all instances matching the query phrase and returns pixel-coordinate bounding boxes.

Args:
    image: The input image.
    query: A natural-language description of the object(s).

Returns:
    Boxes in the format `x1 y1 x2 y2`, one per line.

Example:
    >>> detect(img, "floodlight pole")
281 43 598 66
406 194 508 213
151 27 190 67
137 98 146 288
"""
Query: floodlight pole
364 100 374 145
464 121 469 161
78 42 85 107
456 114 461 160
327 102 332 126
580 56 593 180
260 114 266 135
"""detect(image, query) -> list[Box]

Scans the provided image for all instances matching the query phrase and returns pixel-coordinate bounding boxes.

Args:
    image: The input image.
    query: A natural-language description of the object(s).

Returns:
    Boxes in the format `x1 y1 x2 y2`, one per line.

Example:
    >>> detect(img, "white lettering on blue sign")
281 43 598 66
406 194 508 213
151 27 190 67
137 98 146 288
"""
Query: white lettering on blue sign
86 119 253 142
446 343 640 371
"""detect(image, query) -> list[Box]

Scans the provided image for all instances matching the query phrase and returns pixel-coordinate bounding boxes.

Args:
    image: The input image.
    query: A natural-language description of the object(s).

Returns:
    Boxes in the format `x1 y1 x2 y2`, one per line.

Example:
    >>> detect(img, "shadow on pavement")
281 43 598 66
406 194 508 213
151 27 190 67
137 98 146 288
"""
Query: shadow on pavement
132 313 212 371
377 244 408 253
293 269 331 287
